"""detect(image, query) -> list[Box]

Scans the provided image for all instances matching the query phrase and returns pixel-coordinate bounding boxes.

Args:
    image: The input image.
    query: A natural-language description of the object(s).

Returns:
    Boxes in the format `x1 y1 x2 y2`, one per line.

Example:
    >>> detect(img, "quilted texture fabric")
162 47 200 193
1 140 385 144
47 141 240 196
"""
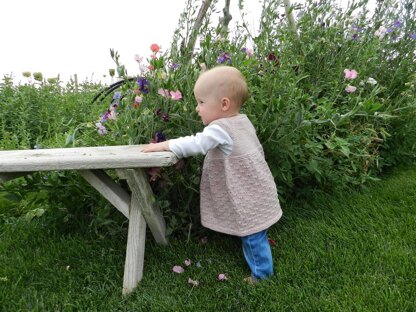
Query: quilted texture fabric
200 114 282 236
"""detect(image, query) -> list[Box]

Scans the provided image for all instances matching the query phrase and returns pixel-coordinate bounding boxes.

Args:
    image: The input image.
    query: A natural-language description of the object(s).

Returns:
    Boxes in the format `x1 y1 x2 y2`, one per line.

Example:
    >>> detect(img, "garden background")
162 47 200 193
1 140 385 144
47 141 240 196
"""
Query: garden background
0 0 415 310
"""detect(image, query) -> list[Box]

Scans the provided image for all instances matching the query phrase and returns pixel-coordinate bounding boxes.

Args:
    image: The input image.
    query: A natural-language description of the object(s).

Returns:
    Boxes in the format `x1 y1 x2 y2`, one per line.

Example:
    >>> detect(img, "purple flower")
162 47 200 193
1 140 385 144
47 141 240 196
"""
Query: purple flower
113 91 121 99
136 77 150 94
154 131 166 143
217 52 232 64
409 33 416 39
352 33 359 40
393 20 402 28
171 63 179 70
95 122 107 135
386 28 394 33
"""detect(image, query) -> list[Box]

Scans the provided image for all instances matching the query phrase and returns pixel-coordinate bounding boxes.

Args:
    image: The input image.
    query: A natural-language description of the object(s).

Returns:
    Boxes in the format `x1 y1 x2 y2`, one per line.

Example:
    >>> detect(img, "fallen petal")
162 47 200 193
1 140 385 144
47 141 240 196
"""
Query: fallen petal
184 259 192 267
188 278 199 287
172 265 185 274
217 273 228 281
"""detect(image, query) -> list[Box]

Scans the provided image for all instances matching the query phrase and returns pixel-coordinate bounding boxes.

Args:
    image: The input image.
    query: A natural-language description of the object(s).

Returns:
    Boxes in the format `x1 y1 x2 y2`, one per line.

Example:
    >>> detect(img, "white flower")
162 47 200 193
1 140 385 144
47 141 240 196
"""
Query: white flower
375 26 387 39
367 77 378 85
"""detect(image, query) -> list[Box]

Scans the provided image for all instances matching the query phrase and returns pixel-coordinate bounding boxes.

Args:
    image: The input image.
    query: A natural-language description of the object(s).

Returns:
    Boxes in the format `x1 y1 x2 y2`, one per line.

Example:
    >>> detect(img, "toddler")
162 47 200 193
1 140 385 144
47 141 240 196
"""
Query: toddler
142 66 282 282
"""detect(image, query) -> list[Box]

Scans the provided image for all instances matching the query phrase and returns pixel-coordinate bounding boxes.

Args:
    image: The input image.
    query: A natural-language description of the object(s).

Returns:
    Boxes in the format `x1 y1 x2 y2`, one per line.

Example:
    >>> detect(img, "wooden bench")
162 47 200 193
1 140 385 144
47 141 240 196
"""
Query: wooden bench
0 145 178 295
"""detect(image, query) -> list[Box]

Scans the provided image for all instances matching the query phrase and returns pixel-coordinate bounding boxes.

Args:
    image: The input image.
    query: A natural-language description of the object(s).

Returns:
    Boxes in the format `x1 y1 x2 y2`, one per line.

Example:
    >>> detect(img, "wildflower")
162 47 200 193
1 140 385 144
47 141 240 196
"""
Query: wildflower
345 85 357 93
136 77 150 94
171 63 179 70
154 131 166 143
217 273 228 281
352 33 359 41
267 52 280 66
158 88 170 97
134 96 142 104
344 69 358 80
148 65 155 71
217 52 232 64
393 20 402 28
150 43 160 53
150 54 157 60
184 259 192 267
367 77 377 85
170 90 182 101
375 26 387 39
96 122 107 135
409 33 416 39
242 47 254 58
134 54 143 63
113 91 121 99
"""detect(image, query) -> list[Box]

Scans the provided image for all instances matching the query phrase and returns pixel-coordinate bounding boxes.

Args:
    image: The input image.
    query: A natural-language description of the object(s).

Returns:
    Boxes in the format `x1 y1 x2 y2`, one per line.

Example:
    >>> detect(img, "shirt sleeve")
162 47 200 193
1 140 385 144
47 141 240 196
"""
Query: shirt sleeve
168 124 233 158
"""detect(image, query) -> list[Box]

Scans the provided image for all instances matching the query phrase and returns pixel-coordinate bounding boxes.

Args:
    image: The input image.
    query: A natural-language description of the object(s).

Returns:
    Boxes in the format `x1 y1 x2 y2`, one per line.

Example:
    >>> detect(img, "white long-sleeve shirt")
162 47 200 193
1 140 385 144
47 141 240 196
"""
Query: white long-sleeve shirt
169 124 233 158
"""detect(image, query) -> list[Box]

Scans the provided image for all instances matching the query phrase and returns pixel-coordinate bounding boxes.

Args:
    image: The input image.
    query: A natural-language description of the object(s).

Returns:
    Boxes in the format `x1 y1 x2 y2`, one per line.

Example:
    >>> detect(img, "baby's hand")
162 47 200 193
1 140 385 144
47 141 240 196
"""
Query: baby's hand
141 141 170 153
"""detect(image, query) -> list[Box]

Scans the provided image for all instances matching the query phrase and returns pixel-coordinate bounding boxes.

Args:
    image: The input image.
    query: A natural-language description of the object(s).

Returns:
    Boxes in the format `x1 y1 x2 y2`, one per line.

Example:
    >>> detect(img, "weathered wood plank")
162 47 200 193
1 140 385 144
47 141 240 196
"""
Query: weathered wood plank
79 170 130 219
123 169 168 245
0 145 177 172
0 172 31 184
122 196 146 295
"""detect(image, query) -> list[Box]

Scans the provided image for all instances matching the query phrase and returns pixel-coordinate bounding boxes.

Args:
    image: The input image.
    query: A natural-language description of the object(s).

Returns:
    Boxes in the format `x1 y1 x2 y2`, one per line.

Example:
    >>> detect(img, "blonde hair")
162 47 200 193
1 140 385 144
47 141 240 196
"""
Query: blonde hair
196 66 249 107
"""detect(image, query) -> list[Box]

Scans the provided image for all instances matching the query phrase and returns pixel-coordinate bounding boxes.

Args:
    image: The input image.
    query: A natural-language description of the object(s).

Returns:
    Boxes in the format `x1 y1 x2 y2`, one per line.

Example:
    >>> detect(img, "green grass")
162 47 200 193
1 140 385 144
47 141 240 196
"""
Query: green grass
1 165 415 311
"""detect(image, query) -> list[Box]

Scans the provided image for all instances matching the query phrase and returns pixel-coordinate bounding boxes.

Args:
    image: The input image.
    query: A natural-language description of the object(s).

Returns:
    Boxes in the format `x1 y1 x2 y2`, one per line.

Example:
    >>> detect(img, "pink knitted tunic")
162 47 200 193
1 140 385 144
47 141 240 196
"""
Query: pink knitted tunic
200 114 282 236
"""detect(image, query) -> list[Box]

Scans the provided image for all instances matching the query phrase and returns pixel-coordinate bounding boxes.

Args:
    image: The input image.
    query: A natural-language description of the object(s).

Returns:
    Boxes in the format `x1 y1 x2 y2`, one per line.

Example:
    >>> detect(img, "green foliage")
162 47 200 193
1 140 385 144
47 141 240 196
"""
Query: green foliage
0 0 415 236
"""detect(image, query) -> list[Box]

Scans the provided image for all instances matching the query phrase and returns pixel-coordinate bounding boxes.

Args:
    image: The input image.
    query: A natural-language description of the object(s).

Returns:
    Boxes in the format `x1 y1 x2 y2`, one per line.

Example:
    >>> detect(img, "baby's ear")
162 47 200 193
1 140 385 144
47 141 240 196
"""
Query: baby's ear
221 97 231 111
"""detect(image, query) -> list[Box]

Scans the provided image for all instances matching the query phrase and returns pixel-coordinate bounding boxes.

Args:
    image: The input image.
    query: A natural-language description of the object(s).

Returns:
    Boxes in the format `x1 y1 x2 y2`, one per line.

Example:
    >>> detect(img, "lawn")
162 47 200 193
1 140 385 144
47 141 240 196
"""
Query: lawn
0 165 415 311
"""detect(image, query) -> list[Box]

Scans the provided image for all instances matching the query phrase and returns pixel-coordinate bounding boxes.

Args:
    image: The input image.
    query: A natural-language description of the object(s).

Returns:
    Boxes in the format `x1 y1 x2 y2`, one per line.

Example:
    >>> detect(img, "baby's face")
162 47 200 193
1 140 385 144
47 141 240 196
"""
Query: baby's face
193 73 225 126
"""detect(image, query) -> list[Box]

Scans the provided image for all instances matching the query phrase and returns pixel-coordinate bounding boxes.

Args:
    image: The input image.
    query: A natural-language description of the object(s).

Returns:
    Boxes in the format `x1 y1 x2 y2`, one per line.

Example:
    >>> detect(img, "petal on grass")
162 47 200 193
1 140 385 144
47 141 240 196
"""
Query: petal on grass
217 273 228 281
172 265 185 274
184 259 192 267
188 278 199 287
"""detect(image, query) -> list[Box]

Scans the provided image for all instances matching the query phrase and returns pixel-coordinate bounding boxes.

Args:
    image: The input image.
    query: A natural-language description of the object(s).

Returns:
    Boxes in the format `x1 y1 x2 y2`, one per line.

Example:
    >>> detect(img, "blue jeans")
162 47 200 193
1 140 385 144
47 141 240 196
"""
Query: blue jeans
241 230 274 280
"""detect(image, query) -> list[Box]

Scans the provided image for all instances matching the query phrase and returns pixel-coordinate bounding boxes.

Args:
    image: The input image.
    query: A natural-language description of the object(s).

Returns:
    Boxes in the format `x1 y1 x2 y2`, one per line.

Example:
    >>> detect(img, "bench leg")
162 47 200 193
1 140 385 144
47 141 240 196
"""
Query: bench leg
122 169 168 245
122 194 147 295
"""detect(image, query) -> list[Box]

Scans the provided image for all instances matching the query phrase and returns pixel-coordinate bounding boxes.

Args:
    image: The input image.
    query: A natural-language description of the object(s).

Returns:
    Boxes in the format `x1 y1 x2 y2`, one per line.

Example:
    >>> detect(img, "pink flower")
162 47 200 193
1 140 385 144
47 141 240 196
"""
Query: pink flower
345 85 357 93
150 43 160 53
344 69 358 80
172 265 184 273
158 88 170 97
170 90 182 101
217 273 228 281
134 54 143 63
135 96 142 103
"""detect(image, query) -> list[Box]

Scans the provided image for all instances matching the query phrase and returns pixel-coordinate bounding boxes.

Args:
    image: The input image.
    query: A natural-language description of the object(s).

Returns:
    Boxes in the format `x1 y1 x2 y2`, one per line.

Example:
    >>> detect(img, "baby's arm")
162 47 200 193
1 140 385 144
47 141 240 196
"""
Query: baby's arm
142 124 233 158
142 141 170 152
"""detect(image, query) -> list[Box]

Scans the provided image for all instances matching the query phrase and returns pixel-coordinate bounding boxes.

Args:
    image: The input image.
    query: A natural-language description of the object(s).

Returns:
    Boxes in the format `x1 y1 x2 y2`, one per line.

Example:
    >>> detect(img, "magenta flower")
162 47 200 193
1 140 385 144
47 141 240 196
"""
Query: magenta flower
170 90 182 101
345 85 357 93
344 69 358 80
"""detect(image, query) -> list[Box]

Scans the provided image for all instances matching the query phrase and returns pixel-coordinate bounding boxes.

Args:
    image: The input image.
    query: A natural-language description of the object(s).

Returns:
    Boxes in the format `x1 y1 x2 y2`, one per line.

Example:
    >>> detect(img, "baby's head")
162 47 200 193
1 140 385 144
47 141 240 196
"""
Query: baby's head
193 66 249 125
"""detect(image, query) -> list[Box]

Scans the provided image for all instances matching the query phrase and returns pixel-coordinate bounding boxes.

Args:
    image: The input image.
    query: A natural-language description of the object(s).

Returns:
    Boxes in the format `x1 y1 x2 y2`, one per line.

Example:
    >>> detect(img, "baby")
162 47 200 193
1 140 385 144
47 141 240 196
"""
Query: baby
143 65 282 282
